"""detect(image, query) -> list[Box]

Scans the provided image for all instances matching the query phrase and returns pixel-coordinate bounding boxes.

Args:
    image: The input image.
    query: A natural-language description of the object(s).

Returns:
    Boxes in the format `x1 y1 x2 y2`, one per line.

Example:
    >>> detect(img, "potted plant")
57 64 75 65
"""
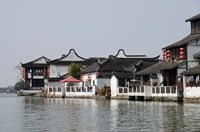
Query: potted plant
152 80 158 86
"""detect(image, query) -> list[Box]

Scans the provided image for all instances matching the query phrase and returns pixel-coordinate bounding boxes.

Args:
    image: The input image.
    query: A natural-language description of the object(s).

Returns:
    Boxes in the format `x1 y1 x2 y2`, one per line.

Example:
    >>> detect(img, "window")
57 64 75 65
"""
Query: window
28 69 32 73
58 87 61 92
33 69 43 73
53 87 56 92
49 88 52 92
66 87 70 92
192 21 200 34
32 79 44 87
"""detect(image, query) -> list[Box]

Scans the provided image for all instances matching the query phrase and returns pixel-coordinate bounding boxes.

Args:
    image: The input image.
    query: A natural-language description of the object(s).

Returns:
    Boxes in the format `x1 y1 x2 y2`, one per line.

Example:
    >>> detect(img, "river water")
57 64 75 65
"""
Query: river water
0 94 200 132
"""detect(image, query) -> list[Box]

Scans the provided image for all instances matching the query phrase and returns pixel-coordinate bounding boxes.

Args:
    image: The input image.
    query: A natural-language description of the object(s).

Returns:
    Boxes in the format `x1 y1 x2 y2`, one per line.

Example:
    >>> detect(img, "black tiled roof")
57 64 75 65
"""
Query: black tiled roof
100 57 159 72
115 49 146 58
80 62 99 74
48 60 91 65
81 56 159 75
162 34 200 50
136 61 183 75
112 72 135 78
193 52 200 59
22 56 51 67
186 14 200 22
181 65 200 75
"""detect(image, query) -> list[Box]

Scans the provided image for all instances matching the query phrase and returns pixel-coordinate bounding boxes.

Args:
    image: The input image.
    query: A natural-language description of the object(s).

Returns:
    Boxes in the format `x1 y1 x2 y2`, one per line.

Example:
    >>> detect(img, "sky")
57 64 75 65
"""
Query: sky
0 0 200 87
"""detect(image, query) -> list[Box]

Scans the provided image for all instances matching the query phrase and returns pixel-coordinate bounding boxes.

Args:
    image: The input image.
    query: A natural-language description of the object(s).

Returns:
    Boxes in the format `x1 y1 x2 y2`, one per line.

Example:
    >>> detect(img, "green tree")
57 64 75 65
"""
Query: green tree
14 79 25 91
68 63 82 79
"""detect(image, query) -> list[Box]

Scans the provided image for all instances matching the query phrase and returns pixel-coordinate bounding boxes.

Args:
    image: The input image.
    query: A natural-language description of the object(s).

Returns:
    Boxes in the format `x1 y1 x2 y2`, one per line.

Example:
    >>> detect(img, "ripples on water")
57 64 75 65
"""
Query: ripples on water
0 93 200 132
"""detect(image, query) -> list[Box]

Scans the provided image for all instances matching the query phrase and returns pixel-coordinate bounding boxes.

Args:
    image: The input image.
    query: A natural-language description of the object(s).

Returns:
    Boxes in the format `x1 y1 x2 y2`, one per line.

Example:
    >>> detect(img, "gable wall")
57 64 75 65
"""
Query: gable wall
187 39 200 68
50 65 69 78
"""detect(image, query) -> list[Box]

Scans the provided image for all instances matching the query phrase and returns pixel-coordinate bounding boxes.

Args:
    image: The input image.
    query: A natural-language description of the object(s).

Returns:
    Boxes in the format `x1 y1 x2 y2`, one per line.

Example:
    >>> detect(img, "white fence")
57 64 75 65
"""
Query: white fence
118 87 129 95
65 86 95 96
117 85 178 97
151 86 177 97
48 86 95 97
48 87 63 97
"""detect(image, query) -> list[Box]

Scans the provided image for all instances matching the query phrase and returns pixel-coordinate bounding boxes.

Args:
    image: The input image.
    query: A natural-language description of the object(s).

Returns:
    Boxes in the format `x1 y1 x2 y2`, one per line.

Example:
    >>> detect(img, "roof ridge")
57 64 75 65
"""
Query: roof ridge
22 56 51 65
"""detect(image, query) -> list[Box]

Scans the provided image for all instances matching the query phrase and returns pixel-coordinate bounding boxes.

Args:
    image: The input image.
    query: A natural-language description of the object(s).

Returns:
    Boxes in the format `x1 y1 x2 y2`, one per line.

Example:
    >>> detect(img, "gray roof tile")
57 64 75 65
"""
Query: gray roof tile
162 34 200 50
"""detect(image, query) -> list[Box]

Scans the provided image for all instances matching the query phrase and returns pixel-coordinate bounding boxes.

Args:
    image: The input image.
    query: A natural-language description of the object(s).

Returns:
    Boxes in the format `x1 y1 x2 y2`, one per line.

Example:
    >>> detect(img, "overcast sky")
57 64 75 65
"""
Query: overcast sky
0 0 200 87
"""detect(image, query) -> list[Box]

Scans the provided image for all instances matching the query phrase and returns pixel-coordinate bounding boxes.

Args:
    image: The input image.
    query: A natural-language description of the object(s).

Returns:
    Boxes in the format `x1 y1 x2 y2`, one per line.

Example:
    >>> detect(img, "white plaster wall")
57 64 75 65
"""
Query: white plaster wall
178 68 186 77
157 73 162 85
198 39 200 45
145 86 152 96
111 75 118 97
183 75 200 98
82 72 110 89
44 79 48 90
49 82 60 87
90 73 97 86
50 65 57 78
187 44 200 68
185 87 200 98
50 65 68 78
82 73 95 86
64 82 82 87
57 65 68 76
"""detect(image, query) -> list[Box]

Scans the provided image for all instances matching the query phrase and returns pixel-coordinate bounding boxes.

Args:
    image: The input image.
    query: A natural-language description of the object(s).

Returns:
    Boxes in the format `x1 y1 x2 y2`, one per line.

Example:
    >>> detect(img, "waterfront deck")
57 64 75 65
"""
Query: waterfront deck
17 90 42 96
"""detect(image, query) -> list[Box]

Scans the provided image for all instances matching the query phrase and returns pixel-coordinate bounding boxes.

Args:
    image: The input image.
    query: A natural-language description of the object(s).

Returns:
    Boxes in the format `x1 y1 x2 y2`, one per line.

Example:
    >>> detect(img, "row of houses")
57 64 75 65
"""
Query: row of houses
21 13 200 100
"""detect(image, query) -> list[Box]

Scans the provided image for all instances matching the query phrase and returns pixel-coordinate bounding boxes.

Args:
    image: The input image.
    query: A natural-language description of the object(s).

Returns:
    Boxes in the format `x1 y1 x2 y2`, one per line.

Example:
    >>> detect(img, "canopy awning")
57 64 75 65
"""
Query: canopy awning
60 76 82 83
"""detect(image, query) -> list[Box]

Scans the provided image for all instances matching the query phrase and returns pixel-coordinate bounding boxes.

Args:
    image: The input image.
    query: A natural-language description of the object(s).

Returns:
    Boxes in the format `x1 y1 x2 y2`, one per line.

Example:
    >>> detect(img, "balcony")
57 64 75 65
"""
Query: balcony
26 72 45 79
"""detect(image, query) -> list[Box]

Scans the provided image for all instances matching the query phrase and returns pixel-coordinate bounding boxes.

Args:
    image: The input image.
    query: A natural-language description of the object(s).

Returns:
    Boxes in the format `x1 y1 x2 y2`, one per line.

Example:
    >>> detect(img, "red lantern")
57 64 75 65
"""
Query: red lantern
22 68 26 79
180 48 184 60
44 68 46 76
47 66 50 77
167 50 171 61
162 49 166 60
